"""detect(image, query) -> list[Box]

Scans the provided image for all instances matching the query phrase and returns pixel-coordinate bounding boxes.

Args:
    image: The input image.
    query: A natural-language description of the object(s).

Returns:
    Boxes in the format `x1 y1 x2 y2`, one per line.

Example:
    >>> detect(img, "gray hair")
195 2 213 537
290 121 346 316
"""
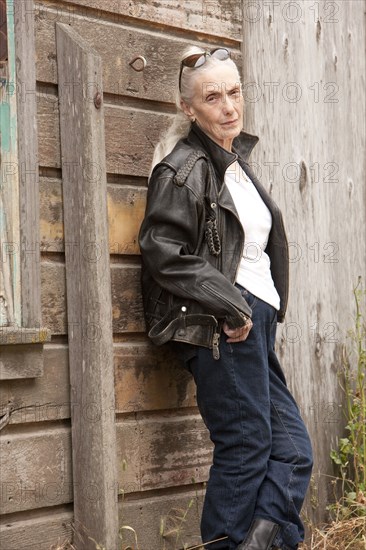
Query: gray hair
149 46 241 176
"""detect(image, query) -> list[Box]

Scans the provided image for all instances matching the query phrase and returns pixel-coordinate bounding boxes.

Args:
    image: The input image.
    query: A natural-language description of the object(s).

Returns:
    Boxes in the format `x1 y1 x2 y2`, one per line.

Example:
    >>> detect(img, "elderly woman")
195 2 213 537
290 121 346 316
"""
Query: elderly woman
138 46 313 550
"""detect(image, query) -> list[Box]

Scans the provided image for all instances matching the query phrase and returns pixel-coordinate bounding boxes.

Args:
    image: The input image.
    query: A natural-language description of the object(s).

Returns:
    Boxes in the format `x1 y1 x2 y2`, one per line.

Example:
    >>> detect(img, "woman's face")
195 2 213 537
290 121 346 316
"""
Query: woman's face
181 63 244 151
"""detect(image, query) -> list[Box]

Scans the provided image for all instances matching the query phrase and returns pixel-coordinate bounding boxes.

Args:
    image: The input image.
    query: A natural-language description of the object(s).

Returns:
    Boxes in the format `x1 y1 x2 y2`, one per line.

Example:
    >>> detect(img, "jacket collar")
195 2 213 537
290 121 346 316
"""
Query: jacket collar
187 121 259 181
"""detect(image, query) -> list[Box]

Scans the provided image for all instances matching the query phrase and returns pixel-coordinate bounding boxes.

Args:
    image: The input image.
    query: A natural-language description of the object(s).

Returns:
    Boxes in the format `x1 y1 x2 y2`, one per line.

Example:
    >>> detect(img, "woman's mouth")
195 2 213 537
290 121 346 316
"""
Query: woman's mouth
222 119 238 126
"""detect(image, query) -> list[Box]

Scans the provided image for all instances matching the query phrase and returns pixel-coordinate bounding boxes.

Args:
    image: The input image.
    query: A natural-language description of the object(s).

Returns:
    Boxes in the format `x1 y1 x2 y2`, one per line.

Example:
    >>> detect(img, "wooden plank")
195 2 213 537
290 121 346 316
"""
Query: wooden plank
119 489 204 550
0 344 70 425
39 176 64 253
0 415 211 514
0 194 15 324
0 326 51 383
0 344 44 380
45 0 241 40
0 511 73 550
0 0 20 325
37 92 173 176
40 261 67 335
242 0 366 526
14 0 41 328
36 1 240 98
104 107 172 178
0 326 51 345
0 491 203 550
0 0 7 62
117 415 212 493
40 177 147 255
107 185 146 255
114 342 197 413
36 92 61 168
0 341 196 424
0 427 72 514
111 264 145 332
41 262 145 334
56 22 119 550
140 417 212 490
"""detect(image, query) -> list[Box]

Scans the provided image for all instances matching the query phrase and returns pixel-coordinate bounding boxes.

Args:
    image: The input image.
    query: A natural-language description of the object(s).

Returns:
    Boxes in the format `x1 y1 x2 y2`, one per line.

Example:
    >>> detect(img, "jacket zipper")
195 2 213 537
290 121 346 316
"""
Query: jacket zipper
201 282 245 316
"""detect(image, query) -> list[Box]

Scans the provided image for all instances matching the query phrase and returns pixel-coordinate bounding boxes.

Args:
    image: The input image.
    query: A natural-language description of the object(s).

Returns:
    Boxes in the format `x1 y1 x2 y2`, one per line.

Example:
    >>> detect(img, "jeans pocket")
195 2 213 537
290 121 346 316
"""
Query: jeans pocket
236 285 258 311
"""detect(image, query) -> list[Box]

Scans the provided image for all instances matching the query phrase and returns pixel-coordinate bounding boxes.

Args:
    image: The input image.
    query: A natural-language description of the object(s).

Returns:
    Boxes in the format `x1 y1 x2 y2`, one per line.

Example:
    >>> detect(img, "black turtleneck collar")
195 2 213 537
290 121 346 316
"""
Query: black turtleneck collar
186 121 259 182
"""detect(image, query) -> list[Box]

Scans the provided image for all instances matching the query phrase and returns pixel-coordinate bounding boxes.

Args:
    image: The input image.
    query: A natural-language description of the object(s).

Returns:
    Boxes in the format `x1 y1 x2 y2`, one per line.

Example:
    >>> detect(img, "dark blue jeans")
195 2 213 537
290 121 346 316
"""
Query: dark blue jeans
175 285 313 550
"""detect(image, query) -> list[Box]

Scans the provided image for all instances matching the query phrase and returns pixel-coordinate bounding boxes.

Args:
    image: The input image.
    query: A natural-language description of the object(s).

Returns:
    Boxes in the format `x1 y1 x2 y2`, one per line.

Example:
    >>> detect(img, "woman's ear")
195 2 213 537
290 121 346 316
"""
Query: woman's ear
180 98 194 119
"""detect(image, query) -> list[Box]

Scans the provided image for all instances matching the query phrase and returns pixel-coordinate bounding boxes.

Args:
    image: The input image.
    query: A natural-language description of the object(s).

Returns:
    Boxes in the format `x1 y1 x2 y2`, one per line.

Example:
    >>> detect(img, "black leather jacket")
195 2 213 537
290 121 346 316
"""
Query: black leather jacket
138 122 289 358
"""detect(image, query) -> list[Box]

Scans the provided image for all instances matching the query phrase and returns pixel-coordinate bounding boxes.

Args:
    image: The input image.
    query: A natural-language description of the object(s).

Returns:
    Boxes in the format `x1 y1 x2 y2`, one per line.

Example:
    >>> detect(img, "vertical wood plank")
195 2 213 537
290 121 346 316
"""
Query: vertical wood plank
0 0 20 325
0 192 14 324
55 22 118 550
14 0 41 328
0 0 7 62
241 0 366 525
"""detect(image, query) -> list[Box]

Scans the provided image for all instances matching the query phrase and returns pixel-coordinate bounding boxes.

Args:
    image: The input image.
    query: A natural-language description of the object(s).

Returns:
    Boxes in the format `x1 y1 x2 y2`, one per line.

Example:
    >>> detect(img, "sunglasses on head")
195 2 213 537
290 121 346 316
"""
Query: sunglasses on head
178 47 231 92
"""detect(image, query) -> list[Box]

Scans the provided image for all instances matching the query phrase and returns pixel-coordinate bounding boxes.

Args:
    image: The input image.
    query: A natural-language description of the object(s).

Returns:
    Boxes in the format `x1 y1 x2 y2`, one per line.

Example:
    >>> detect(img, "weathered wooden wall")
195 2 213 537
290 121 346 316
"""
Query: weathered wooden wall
0 1 241 548
1 0 365 548
242 0 366 525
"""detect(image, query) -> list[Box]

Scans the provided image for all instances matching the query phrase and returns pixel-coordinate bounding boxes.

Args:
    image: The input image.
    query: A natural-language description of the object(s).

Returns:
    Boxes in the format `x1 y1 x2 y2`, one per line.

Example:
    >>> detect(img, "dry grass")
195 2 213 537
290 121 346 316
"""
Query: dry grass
302 516 366 550
50 542 75 550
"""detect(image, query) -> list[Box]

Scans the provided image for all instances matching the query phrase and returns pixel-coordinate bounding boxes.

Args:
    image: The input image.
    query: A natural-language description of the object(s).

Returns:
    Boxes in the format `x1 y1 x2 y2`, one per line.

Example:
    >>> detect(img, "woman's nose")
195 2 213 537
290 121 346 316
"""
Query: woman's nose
223 95 235 114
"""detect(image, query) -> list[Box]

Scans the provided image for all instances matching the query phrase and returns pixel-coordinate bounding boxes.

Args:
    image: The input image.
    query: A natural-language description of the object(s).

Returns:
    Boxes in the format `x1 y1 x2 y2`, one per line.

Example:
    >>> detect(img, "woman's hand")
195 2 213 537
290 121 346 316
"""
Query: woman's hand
223 319 253 343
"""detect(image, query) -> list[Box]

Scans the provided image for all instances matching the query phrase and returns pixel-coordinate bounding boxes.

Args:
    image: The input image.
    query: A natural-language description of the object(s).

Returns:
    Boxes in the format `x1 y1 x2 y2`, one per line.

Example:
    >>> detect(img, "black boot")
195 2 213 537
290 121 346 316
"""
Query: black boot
236 518 280 549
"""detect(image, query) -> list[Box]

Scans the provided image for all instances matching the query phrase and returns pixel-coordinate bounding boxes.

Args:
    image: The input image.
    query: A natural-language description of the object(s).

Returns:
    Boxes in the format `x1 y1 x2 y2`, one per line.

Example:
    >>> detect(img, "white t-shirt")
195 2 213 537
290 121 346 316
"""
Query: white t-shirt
224 161 280 310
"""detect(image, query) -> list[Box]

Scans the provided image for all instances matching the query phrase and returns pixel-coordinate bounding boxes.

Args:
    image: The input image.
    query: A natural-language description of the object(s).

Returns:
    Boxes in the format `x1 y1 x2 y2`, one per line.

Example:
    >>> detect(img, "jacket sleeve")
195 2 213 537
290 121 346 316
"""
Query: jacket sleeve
138 163 251 327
